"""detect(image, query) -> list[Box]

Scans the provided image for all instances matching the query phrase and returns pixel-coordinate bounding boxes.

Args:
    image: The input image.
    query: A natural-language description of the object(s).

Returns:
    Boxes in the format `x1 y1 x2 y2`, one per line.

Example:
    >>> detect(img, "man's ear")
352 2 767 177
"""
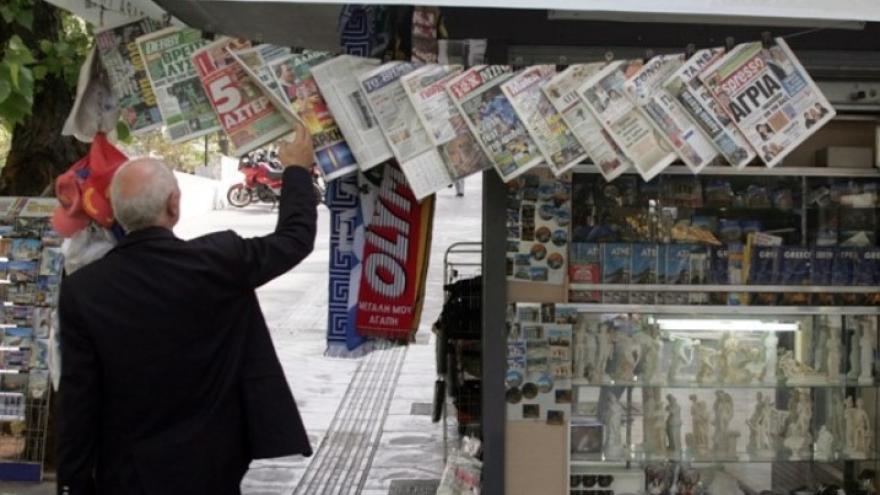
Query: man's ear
168 188 181 223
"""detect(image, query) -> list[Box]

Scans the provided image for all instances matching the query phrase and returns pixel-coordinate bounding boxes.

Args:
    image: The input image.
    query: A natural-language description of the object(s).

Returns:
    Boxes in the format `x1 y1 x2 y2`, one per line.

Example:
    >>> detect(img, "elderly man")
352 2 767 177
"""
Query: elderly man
57 124 317 495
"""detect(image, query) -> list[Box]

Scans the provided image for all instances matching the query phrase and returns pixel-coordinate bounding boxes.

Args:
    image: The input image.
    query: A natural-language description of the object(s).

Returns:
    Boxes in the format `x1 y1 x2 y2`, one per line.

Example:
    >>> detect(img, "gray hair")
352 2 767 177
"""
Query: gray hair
110 158 178 232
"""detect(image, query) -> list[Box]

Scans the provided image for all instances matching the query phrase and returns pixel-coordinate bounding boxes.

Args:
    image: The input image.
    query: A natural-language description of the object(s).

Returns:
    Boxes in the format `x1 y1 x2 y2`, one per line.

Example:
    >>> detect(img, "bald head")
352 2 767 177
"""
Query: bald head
110 158 180 233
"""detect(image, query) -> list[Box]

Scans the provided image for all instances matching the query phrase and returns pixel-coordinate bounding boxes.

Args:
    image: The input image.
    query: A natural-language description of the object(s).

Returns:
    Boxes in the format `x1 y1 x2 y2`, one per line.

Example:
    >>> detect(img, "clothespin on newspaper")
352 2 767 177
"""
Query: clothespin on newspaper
555 55 568 74
685 43 696 59
511 55 525 72
644 49 655 64
162 12 172 27
604 51 615 64
761 31 776 49
204 31 217 41
724 36 736 52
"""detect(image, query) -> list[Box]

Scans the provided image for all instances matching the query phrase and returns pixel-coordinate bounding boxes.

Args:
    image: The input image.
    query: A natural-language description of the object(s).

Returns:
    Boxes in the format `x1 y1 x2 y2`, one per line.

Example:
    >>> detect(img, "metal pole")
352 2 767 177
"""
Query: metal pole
481 170 507 495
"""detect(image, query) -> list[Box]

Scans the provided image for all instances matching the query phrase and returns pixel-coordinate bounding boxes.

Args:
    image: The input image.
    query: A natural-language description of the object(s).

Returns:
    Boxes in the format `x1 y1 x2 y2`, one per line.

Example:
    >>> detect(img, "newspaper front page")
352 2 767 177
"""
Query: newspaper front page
359 62 454 198
267 52 358 181
401 64 492 180
447 65 544 182
543 63 634 182
136 27 220 143
625 54 718 174
700 38 835 168
577 60 676 182
191 38 292 157
502 65 588 175
663 48 756 169
228 44 292 120
311 55 393 171
358 62 434 162
95 18 162 135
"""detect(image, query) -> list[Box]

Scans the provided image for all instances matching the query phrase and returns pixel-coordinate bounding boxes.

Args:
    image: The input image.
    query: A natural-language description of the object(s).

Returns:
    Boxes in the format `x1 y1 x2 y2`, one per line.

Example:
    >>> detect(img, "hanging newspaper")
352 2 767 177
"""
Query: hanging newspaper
135 27 220 144
95 18 162 135
624 54 719 175
359 62 453 199
700 38 835 168
578 60 676 182
663 48 756 169
267 52 358 181
502 65 588 175
543 63 633 182
401 64 493 180
312 55 393 171
447 65 543 182
191 38 292 157
228 44 292 119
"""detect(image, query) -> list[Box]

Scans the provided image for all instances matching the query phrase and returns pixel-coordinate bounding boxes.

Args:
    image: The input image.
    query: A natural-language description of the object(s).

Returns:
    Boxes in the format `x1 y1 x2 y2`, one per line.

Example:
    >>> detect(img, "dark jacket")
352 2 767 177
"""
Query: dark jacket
57 167 316 495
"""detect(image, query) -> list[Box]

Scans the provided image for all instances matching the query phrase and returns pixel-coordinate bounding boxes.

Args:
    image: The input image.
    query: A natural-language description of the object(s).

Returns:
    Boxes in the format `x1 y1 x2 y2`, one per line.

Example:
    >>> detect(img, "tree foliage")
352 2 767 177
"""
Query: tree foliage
0 0 91 130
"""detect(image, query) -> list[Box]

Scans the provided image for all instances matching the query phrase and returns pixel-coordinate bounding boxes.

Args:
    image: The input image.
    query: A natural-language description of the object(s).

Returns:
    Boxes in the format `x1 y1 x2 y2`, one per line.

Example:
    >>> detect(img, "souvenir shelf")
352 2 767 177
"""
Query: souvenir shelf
0 197 62 482
505 160 880 494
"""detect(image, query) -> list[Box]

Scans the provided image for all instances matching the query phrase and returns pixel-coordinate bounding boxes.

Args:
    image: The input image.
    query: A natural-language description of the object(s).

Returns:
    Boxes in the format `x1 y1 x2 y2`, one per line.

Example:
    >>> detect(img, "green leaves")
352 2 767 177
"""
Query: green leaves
0 0 33 30
0 35 36 128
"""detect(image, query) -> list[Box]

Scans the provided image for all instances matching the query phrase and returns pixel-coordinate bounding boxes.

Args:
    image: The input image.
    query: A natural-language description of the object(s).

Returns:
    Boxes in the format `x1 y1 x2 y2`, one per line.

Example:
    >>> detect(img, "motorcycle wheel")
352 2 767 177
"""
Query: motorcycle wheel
227 185 252 208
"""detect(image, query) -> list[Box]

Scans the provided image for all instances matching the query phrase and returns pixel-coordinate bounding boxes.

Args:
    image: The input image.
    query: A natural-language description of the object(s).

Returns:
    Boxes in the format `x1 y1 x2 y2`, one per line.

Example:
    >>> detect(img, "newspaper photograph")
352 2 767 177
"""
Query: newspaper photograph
447 65 543 182
700 38 836 168
401 64 492 180
502 65 588 175
228 44 292 119
267 52 358 181
358 62 434 162
577 60 676 181
191 37 292 157
663 48 756 169
543 63 633 182
311 55 392 171
624 54 719 174
136 27 220 143
95 18 162 134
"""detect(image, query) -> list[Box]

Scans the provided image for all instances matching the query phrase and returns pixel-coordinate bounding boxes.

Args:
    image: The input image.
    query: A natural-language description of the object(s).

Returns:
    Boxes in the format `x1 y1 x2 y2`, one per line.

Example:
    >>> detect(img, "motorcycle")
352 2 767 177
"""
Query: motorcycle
227 151 326 208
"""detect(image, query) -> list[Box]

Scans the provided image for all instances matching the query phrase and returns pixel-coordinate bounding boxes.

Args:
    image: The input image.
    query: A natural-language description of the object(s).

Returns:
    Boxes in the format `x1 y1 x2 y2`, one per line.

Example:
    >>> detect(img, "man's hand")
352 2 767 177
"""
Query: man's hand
278 122 314 169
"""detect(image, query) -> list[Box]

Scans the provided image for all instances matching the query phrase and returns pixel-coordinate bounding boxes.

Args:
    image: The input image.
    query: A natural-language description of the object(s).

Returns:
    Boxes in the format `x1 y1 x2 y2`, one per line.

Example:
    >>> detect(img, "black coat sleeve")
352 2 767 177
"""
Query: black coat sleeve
56 284 100 495
225 166 318 289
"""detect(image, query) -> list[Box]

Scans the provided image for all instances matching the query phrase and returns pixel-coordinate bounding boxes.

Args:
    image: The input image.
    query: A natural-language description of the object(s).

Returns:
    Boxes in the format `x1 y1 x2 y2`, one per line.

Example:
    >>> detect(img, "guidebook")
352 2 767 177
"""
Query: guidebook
446 65 543 182
699 38 836 167
401 64 493 180
191 38 292 157
502 65 588 175
543 63 633 181
95 18 162 134
311 55 393 171
136 27 220 143
624 54 718 175
577 60 676 181
663 48 756 168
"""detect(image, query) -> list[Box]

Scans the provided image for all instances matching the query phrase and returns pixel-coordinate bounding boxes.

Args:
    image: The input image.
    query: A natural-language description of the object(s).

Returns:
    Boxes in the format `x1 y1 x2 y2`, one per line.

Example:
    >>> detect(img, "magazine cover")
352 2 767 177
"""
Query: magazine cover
311 55 393 171
568 242 600 303
502 65 588 175
506 170 570 285
401 64 493 180
663 48 756 168
602 243 631 304
624 54 718 174
136 27 220 143
630 244 658 304
95 18 162 134
577 60 676 181
446 65 543 182
700 38 836 167
543 63 633 182
268 52 359 181
191 37 292 157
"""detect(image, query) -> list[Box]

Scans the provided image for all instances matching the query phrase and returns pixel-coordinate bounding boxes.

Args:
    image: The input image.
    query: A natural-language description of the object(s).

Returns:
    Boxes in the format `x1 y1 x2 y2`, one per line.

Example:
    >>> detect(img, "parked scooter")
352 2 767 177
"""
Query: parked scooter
227 150 326 208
